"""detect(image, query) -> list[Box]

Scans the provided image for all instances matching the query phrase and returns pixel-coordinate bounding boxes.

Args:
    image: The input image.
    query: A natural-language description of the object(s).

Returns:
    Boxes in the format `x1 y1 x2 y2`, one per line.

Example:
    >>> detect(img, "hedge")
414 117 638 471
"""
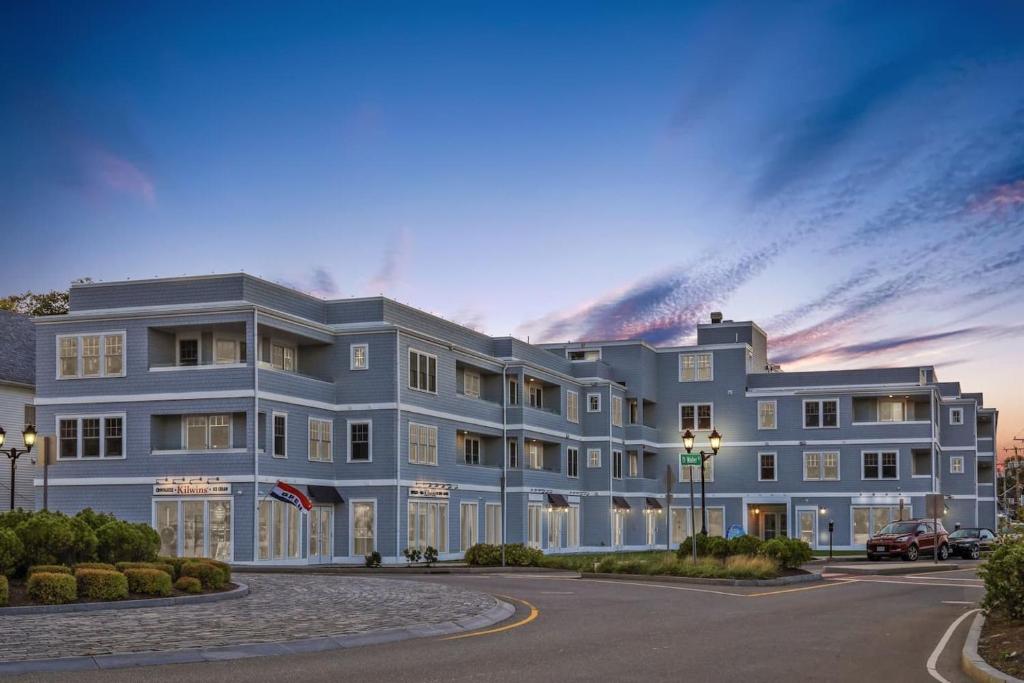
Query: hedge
28 564 72 576
0 575 7 607
980 538 1024 620
180 561 226 589
124 568 172 596
174 576 202 594
116 561 174 577
96 521 160 564
0 528 23 577
463 543 544 567
74 562 117 572
157 556 188 579
27 572 77 604
75 568 129 601
758 537 813 569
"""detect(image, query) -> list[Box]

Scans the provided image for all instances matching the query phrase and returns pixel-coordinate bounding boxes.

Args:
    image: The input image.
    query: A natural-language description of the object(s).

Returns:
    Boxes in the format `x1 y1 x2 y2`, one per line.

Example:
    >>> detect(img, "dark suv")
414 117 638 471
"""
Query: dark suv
948 528 996 559
866 520 950 561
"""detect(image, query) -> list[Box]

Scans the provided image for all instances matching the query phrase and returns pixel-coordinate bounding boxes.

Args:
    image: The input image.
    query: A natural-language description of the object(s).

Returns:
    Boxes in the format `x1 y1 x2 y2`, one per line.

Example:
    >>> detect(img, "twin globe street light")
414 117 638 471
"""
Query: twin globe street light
681 427 722 536
0 424 37 511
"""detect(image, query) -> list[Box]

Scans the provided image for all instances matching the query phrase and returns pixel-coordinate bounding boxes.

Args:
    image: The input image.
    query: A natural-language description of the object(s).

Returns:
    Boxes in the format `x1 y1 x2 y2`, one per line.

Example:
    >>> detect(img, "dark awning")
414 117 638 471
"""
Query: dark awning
307 485 344 504
612 496 631 511
547 493 569 509
645 497 662 511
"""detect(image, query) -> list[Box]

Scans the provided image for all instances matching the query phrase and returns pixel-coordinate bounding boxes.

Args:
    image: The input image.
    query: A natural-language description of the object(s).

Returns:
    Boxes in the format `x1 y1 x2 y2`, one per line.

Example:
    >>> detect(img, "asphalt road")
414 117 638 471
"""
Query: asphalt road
11 562 986 683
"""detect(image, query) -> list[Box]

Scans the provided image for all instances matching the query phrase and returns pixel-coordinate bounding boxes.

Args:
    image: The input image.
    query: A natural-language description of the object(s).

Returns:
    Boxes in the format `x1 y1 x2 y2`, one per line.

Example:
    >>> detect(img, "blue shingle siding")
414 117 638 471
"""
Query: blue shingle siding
32 273 998 562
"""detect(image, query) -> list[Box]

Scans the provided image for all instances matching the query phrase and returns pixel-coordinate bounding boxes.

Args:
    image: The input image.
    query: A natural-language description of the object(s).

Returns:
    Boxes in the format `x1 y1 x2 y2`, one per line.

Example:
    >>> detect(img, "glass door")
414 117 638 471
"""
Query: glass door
309 506 332 563
797 509 817 548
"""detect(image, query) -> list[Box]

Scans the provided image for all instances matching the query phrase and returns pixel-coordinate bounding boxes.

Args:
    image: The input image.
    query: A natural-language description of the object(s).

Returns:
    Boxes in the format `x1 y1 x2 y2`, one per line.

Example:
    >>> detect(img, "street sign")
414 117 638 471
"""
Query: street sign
679 453 701 466
925 493 945 518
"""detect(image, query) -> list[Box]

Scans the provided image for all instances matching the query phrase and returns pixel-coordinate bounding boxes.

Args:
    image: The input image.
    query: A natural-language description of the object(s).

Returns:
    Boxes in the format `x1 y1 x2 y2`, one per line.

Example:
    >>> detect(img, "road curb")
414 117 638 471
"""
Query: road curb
579 571 821 587
824 563 960 576
0 581 250 617
0 596 515 675
233 565 573 576
962 613 1024 683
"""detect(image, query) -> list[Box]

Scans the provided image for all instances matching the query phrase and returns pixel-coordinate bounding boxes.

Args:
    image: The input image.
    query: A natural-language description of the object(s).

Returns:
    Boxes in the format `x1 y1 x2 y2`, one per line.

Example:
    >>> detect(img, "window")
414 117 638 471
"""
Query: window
527 442 542 470
587 393 601 412
671 507 725 542
460 502 478 551
485 504 502 544
679 457 713 483
527 504 543 549
567 349 600 361
548 508 562 548
209 415 230 449
463 370 481 398
950 456 965 474
183 414 231 451
628 400 638 425
803 451 840 480
57 332 125 378
612 450 623 479
408 349 437 393
758 401 777 430
58 415 121 459
409 423 438 465
408 500 448 552
463 436 481 465
178 338 199 366
679 352 713 382
158 498 232 561
566 391 579 423
348 421 371 462
308 418 333 461
950 408 964 425
878 399 906 422
804 399 839 428
679 403 713 431
628 451 639 477
852 505 909 544
612 396 623 427
214 338 241 364
566 505 580 548
759 452 776 481
507 439 518 468
567 447 579 478
352 501 375 556
528 384 543 408
272 413 287 458
508 378 518 405
646 511 657 545
587 448 601 468
863 451 898 479
350 343 368 370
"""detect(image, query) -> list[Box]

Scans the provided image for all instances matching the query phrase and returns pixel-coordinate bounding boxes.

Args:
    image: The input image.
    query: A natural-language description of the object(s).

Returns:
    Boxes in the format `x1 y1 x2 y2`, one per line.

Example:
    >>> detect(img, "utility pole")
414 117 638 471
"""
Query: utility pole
1001 442 1023 530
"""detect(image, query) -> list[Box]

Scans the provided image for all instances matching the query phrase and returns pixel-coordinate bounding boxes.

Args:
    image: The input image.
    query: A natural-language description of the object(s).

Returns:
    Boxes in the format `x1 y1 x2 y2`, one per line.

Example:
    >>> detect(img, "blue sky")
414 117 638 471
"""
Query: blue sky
2 2 1023 448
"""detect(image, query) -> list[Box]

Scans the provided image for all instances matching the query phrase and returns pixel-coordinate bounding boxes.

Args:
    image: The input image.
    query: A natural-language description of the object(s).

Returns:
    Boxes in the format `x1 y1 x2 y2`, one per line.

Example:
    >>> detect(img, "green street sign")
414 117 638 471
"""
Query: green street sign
679 453 701 466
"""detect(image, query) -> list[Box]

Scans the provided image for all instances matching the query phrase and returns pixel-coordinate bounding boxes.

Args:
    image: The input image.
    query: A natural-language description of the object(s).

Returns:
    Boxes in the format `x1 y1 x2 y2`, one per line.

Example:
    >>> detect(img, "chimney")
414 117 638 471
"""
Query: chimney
710 311 723 324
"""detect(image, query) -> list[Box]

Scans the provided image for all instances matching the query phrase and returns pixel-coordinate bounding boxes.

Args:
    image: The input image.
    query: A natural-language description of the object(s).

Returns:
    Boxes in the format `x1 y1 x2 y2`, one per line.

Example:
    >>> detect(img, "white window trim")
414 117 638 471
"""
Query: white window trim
678 402 714 432
950 456 965 474
408 348 438 394
678 352 713 382
460 502 479 551
670 505 726 540
349 498 377 557
757 400 777 430
268 339 298 372
949 408 964 426
347 419 372 463
757 451 777 482
802 451 841 481
181 413 234 452
566 348 602 362
612 449 623 480
860 449 899 480
567 447 579 479
462 369 482 399
152 496 235 562
56 331 127 380
408 422 439 466
679 457 714 483
213 334 245 364
611 396 623 427
484 502 503 545
802 398 840 429
175 333 201 366
463 435 482 465
587 448 602 468
566 390 579 424
55 413 127 460
272 411 288 458
587 393 602 413
308 417 334 462
350 343 369 371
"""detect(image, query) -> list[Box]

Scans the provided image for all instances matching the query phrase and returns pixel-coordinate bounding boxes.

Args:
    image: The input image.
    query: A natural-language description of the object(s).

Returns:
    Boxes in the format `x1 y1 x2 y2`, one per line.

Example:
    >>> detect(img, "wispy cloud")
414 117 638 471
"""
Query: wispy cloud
81 143 155 204
277 267 339 298
365 228 411 295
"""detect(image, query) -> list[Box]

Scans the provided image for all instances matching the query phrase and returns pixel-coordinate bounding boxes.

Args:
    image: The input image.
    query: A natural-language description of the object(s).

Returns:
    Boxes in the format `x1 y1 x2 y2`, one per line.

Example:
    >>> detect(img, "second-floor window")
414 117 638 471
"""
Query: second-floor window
271 343 296 372
628 400 638 424
567 447 579 478
527 442 543 469
464 436 481 465
680 403 713 431
185 414 231 450
567 391 579 423
463 371 481 398
587 393 601 412
612 397 623 427
679 352 713 382
214 338 244 364
349 421 371 461
628 451 639 477
679 457 713 482
612 450 623 479
409 423 438 465
350 343 368 370
759 452 776 481
803 451 840 480
804 399 839 428
308 418 333 462
863 451 898 479
58 333 125 378
507 439 518 468
508 378 519 405
409 349 437 393
950 408 964 425
273 413 287 457
587 448 601 468
950 456 964 474
758 401 777 430
58 415 123 459
178 338 199 366
528 385 543 409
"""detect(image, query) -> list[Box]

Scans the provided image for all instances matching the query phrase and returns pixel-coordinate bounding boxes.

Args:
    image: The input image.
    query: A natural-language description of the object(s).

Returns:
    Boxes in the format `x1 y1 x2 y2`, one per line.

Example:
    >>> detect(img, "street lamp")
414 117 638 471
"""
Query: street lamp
0 424 37 511
681 428 722 536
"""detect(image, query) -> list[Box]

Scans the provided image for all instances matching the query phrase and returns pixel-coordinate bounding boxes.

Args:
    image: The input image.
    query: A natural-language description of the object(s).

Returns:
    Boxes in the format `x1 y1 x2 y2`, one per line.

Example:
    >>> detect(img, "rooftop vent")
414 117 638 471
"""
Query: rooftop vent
710 312 723 324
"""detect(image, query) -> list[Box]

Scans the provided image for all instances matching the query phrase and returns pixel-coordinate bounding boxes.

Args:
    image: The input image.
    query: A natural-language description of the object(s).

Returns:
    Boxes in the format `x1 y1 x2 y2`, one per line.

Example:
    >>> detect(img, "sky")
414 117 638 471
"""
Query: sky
2 2 1023 456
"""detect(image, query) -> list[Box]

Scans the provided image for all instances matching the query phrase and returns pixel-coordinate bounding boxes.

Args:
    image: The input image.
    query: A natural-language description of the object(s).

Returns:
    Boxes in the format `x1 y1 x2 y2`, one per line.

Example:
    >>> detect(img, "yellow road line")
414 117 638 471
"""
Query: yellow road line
441 595 539 640
577 577 856 598
746 579 858 598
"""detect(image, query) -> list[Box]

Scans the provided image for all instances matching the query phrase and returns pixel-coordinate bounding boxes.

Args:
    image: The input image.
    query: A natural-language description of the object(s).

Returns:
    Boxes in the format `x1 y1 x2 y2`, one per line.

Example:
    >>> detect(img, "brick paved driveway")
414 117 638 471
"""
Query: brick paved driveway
0 574 497 662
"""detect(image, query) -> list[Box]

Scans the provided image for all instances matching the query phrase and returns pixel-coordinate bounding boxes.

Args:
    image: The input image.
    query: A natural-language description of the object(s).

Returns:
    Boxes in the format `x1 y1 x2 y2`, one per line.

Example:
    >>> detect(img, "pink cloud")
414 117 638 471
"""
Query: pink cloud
85 145 156 204
969 179 1024 213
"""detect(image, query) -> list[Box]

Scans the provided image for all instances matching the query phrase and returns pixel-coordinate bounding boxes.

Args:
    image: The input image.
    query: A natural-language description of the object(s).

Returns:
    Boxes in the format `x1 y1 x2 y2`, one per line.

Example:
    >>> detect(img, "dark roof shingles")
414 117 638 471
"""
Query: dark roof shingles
0 310 35 386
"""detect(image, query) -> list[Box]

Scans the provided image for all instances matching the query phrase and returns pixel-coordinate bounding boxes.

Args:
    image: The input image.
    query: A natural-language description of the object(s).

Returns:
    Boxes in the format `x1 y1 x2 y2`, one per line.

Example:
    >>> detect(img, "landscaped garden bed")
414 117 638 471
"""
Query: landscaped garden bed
0 508 232 609
976 537 1024 679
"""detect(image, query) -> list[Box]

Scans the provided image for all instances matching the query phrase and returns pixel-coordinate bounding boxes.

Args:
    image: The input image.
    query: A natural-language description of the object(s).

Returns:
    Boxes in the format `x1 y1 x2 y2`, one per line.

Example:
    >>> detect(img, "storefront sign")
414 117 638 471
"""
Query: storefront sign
154 481 232 496
409 482 456 498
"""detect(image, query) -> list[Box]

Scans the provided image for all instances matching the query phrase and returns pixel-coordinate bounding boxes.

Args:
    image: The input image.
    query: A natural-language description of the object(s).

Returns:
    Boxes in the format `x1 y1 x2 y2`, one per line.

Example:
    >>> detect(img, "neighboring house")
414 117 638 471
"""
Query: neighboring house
31 274 997 564
0 310 36 511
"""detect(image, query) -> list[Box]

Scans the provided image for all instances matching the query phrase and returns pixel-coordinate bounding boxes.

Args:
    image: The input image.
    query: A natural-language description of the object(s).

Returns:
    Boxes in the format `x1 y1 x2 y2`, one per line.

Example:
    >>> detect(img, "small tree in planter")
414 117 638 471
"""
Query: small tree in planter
364 551 382 568
402 547 422 567
422 546 438 567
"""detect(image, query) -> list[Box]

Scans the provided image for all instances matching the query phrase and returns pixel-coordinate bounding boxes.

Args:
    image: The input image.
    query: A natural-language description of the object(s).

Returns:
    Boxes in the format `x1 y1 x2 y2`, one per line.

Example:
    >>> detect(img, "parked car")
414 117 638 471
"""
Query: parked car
948 528 996 559
866 520 949 561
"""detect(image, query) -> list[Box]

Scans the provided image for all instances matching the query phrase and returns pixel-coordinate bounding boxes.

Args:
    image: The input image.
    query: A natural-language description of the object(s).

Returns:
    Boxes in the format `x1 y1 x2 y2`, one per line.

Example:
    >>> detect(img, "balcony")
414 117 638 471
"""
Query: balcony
148 322 249 371
150 413 249 454
851 395 931 425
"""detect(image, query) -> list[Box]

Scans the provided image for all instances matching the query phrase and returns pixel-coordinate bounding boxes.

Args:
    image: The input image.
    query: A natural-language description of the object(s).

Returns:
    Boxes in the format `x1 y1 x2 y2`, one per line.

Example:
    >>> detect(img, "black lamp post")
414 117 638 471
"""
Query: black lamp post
0 424 37 511
682 428 722 536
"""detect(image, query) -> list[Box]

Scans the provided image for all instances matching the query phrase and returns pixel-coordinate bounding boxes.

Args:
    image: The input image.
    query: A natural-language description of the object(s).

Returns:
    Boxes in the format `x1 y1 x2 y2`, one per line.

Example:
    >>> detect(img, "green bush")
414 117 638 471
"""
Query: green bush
503 544 544 567
0 575 7 606
0 509 32 531
0 528 24 576
74 508 118 532
74 562 117 572
364 551 382 567
202 558 231 584
464 543 501 566
116 561 174 577
67 517 99 565
174 576 202 594
422 546 439 567
759 537 813 569
729 534 763 556
28 564 72 576
980 539 1024 620
180 561 225 589
124 568 172 596
157 556 187 578
706 536 732 559
75 568 128 601
16 512 77 568
402 547 422 565
96 521 160 564
677 534 714 558
27 572 77 604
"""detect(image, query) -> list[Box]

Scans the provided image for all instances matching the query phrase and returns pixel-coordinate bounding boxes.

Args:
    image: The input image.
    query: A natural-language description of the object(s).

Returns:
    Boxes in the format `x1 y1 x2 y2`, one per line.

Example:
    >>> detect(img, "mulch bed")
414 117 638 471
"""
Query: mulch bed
3 580 236 608
979 615 1024 679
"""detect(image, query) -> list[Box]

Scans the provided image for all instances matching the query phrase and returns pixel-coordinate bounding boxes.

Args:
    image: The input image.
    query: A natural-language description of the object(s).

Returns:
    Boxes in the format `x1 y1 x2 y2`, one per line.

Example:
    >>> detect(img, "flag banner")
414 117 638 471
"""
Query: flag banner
269 481 312 511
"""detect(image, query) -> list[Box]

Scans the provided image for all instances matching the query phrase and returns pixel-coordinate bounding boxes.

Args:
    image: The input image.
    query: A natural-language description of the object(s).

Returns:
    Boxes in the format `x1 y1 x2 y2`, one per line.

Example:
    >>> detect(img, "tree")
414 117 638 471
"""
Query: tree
0 278 90 316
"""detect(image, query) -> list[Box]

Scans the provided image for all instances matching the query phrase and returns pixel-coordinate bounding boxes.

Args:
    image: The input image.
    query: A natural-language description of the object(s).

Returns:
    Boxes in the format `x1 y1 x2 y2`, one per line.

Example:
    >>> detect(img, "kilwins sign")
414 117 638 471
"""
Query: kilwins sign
408 482 457 499
153 480 231 496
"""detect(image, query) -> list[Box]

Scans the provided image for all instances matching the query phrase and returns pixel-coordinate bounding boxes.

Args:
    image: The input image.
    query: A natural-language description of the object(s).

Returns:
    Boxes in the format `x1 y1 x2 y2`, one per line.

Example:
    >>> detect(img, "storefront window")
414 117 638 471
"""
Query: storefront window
258 501 271 560
209 500 231 561
155 501 178 557
153 498 232 560
258 499 304 561
182 501 205 557
353 502 375 556
407 499 447 552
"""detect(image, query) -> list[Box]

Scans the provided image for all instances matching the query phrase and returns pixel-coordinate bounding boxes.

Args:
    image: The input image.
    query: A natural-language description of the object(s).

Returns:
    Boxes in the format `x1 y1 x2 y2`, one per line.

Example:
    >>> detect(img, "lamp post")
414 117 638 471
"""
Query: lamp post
682 428 722 536
0 424 37 511
819 506 832 561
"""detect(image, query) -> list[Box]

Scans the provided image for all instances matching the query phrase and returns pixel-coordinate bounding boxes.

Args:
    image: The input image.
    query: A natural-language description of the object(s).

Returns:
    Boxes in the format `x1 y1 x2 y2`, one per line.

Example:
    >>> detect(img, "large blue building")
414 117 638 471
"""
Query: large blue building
32 274 998 564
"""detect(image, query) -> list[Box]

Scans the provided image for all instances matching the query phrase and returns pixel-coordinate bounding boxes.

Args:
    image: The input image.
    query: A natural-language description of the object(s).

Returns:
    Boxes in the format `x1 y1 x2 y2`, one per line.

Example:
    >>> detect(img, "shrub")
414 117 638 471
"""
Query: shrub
980 539 1024 620
180 561 225 589
202 558 231 584
74 508 118 532
706 536 732 559
75 568 128 601
502 544 543 567
0 575 7 606
677 534 713 558
728 534 763 557
67 517 99 565
27 572 77 604
116 561 174 577
74 562 117 572
0 528 23 576
422 546 439 567
723 555 778 580
124 568 172 596
158 556 187 578
28 564 72 576
0 509 32 531
174 576 202 594
759 537 813 569
16 512 76 568
364 551 382 568
96 521 159 564
402 547 422 565
464 544 501 566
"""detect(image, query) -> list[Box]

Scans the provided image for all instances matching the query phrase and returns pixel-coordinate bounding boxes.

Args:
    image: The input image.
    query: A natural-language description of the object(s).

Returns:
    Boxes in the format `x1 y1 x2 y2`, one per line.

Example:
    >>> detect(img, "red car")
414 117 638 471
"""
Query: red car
866 519 950 561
